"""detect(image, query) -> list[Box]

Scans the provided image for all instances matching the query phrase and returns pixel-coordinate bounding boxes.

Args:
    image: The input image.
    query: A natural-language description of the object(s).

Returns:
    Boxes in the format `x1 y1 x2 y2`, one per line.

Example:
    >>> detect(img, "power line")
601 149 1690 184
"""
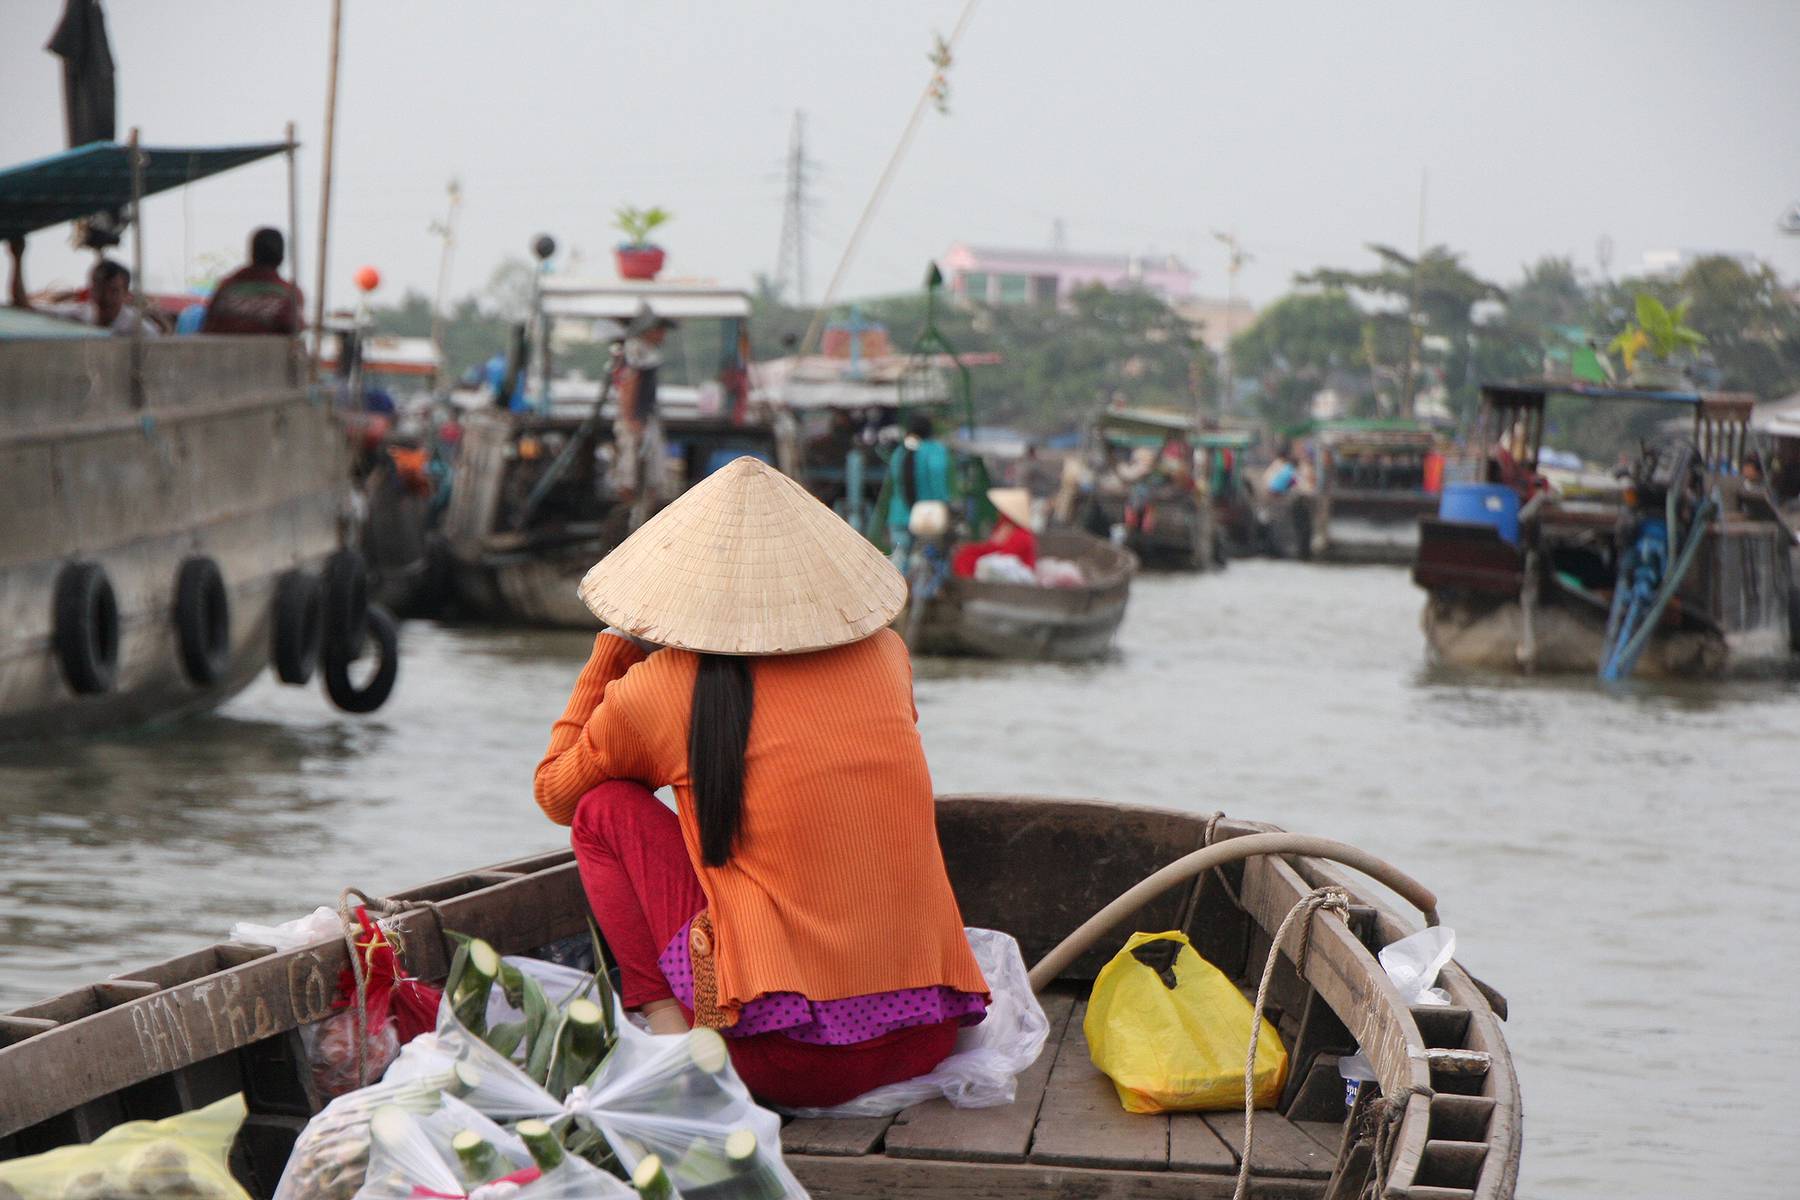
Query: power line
774 110 820 304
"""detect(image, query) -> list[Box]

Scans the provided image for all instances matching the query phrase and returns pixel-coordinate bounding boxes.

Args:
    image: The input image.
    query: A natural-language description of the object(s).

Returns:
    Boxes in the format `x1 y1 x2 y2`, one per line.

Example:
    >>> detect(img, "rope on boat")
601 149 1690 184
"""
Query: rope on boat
1173 812 1225 935
1025 833 1439 992
1362 1084 1433 1200
336 886 404 1089
1233 886 1348 1200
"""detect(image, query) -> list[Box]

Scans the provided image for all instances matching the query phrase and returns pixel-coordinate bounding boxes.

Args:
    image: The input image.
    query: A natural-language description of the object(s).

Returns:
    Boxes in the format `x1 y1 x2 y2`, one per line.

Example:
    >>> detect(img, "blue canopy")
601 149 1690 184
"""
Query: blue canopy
0 140 287 241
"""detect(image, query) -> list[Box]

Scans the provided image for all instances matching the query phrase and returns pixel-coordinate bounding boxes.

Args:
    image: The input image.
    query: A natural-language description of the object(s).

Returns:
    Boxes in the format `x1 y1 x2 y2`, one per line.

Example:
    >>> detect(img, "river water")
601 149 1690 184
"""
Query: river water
2 560 1796 1198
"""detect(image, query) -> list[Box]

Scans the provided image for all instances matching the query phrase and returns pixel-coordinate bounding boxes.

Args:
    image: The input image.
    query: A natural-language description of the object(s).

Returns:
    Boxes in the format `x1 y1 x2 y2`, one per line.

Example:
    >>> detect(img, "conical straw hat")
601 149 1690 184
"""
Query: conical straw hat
987 487 1033 529
578 457 907 655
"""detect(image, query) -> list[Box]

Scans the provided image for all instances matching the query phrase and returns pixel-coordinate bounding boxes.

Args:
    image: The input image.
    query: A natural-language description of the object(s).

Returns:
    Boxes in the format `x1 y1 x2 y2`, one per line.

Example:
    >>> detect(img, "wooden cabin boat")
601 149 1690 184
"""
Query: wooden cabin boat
1414 381 1796 677
1302 420 1443 565
0 137 392 739
1078 408 1223 570
0 796 1519 1200
440 283 798 628
905 530 1135 661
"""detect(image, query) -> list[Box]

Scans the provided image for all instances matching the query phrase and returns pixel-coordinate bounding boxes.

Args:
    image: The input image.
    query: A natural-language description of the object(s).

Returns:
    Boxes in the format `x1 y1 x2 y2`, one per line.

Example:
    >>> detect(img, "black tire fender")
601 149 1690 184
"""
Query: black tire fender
173 556 232 687
322 548 369 660
323 603 399 714
53 560 121 695
272 569 324 685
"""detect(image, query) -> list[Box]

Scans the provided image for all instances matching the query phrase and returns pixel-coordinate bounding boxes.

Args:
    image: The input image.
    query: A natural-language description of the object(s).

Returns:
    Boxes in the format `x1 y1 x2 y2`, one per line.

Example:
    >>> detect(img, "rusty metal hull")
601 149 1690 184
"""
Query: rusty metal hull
0 337 349 739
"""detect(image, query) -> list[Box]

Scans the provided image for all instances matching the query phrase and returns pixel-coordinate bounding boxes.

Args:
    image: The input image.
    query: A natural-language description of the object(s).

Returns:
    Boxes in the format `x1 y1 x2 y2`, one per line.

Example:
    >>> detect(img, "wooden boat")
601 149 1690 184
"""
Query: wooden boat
906 530 1135 661
1415 381 1797 677
0 795 1518 1199
0 137 390 739
1078 408 1223 570
1303 420 1442 565
441 283 798 628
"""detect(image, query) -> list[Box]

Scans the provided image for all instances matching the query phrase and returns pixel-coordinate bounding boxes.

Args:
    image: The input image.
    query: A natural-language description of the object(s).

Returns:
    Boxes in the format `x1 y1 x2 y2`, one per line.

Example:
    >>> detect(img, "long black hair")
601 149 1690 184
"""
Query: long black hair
689 654 755 867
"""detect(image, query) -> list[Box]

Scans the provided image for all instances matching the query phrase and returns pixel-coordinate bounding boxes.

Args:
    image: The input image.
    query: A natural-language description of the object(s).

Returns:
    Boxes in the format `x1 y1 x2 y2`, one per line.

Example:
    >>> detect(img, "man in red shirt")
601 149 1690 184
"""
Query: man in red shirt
201 227 303 334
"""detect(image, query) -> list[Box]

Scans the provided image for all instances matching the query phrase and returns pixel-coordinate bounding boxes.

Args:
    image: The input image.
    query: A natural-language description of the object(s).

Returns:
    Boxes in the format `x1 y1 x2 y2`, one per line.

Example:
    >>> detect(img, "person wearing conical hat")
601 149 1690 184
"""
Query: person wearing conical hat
951 487 1039 579
534 457 989 1108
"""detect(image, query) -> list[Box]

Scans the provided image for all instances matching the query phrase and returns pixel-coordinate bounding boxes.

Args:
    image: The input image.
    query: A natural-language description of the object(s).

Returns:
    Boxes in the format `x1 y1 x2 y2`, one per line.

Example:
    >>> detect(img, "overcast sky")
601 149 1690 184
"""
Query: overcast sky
4 0 1798 316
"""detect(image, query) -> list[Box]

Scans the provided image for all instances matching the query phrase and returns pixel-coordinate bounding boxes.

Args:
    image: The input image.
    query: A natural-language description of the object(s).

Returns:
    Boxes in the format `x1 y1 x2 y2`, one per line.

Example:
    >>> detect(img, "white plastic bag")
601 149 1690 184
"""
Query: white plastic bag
402 995 808 1199
783 928 1049 1119
973 553 1037 584
1378 927 1456 1007
229 907 343 952
353 1096 632 1199
485 957 595 1032
273 1068 460 1200
1033 557 1086 588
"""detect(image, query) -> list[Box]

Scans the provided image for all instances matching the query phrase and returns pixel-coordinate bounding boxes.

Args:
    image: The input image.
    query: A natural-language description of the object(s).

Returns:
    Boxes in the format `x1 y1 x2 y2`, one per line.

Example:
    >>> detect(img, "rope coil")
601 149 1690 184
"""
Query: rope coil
1232 885 1349 1200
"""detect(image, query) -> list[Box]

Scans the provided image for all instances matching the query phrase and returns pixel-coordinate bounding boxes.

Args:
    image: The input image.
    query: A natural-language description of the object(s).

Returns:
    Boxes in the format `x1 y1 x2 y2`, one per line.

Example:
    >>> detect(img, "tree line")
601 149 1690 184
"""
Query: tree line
369 248 1800 439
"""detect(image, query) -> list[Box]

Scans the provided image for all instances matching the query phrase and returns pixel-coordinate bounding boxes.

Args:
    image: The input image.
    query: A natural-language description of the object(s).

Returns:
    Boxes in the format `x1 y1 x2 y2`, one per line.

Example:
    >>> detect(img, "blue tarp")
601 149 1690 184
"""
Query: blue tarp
0 140 287 240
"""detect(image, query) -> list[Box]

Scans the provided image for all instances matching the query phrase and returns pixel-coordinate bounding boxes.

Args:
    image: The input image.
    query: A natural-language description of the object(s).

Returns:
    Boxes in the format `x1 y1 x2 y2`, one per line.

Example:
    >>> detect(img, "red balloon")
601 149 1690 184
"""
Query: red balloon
354 265 381 292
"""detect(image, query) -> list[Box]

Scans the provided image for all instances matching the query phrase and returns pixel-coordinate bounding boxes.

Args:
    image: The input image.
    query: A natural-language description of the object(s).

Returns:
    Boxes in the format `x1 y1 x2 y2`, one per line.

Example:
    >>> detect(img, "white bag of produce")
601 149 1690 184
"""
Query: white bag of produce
1033 557 1086 588
972 553 1037 585
782 928 1049 1118
273 1067 471 1200
486 957 595 1031
418 994 807 1199
353 1097 630 1199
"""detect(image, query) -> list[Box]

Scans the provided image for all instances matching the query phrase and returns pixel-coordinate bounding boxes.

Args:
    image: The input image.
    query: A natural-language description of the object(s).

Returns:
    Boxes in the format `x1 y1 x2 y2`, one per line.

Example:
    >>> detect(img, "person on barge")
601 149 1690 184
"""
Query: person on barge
533 456 989 1109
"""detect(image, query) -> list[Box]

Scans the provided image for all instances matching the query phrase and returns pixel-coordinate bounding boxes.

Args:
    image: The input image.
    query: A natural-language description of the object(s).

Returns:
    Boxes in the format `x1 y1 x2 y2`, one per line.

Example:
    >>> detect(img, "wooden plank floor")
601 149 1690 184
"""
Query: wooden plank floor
784 988 1346 1198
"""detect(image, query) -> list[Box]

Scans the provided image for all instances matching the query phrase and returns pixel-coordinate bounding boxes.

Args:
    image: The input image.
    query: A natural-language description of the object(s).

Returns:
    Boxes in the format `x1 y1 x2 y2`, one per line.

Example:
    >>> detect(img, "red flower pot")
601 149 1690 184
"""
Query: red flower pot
616 245 666 281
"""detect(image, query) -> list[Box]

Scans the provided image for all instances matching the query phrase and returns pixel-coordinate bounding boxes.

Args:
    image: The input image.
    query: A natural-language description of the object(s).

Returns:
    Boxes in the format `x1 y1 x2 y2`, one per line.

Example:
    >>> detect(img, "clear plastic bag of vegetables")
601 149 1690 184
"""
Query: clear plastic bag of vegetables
571 1021 806 1200
414 938 807 1198
0 1094 249 1200
273 1064 481 1200
353 1097 631 1199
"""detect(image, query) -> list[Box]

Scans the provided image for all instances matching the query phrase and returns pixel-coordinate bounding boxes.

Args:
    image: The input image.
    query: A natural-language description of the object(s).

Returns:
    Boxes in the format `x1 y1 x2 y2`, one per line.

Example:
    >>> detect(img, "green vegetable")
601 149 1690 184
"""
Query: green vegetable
549 998 607 1097
632 1154 674 1200
515 1119 565 1172
447 937 502 1037
451 1129 506 1186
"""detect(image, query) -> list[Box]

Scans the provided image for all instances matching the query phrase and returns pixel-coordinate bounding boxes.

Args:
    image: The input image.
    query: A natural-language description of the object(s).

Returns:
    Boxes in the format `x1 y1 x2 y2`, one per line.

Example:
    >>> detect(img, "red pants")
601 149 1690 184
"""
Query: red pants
570 781 956 1107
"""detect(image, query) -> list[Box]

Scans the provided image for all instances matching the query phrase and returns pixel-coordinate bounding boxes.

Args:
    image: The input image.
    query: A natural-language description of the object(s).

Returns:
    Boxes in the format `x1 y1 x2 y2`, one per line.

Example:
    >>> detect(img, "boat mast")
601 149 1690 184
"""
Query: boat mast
285 121 301 319
128 125 144 408
310 0 344 381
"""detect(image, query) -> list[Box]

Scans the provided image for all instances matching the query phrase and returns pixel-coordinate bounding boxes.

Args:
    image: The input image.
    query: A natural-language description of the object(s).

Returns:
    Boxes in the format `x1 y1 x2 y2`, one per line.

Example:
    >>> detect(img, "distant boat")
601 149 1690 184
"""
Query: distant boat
1298 419 1443 565
1414 380 1796 677
1077 406 1225 571
439 281 797 628
903 529 1135 661
0 138 395 738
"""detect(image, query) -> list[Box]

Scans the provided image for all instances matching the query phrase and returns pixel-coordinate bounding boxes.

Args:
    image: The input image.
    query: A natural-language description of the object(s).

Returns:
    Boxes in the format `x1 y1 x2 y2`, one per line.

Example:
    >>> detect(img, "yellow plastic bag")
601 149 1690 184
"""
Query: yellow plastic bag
0 1094 250 1200
1084 931 1287 1114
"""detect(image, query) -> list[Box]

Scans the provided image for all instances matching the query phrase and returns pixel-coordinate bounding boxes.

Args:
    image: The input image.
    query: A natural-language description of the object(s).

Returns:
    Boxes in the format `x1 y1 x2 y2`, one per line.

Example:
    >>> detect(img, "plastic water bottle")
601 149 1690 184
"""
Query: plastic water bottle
1338 1051 1378 1109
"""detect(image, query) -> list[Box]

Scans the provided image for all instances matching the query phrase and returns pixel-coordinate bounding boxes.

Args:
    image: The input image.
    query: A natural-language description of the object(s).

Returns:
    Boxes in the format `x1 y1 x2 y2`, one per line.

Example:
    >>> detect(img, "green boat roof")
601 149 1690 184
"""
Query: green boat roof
0 140 288 241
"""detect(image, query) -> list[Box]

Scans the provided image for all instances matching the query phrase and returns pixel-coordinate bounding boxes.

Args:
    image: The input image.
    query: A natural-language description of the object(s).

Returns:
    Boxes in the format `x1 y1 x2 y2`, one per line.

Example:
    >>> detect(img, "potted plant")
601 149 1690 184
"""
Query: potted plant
614 205 671 281
1606 294 1705 390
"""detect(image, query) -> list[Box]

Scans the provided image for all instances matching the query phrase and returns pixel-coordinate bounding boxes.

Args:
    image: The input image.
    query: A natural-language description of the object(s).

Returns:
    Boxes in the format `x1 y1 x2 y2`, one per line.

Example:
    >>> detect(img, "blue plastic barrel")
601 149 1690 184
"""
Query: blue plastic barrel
1438 482 1520 544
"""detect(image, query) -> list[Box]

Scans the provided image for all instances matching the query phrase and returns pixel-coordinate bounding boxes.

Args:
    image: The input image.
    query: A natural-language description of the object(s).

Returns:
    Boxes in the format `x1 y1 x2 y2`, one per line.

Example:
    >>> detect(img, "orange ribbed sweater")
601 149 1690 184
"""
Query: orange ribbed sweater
534 629 987 1017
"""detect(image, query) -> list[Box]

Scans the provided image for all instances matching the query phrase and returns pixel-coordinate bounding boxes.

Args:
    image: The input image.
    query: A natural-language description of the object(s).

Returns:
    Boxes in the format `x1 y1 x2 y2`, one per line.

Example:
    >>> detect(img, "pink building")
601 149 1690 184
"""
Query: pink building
939 243 1198 308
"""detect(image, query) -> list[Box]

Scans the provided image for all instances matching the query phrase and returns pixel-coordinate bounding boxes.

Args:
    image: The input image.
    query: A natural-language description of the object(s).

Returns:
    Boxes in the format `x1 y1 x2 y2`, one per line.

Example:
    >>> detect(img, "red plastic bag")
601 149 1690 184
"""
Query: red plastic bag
314 908 443 1097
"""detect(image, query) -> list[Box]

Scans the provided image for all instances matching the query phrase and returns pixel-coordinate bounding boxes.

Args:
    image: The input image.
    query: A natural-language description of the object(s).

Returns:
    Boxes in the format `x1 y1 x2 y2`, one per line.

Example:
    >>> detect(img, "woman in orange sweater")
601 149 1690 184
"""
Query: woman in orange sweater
534 457 989 1108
